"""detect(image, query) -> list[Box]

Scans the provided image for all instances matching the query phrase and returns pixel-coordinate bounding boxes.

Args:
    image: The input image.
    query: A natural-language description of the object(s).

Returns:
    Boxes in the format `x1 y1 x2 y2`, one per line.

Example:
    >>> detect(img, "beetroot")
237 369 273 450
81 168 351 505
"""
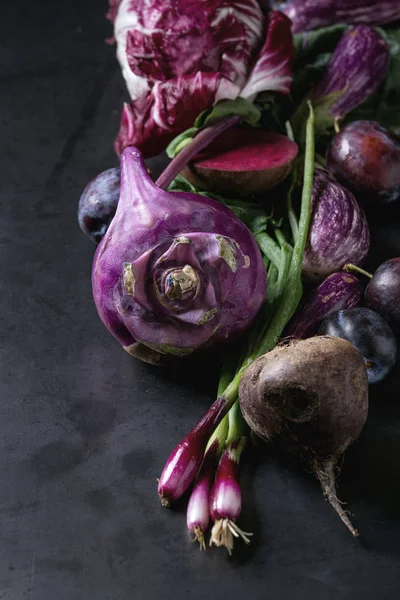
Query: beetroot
181 127 298 198
239 336 368 536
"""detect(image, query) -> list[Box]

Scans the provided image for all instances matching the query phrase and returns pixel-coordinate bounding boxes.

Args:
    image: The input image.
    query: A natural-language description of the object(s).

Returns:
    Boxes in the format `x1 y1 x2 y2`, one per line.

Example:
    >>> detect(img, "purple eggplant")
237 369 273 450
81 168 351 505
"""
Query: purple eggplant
286 271 363 339
281 0 400 33
92 147 267 363
302 168 370 281
313 25 389 122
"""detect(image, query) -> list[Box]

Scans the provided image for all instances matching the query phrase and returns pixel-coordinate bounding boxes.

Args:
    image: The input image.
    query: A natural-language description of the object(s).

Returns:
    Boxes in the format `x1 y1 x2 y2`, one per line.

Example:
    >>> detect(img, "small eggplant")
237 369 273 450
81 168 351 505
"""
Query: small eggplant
287 271 363 339
313 25 389 124
281 0 400 33
302 168 370 281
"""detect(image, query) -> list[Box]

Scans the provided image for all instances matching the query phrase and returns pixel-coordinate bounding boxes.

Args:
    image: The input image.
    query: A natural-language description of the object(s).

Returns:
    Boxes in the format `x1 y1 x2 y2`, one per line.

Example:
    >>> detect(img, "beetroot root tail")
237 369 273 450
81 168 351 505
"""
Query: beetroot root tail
315 460 359 537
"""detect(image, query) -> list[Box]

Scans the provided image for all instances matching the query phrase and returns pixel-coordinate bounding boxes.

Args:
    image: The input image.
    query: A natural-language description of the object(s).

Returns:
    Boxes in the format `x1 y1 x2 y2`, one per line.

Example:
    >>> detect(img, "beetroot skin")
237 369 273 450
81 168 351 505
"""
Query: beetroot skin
181 127 298 197
239 336 368 536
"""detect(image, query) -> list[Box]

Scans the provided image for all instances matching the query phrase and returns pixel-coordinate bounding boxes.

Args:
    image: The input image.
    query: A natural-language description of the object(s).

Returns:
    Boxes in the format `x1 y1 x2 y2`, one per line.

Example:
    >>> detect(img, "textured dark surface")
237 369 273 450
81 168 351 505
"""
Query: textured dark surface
2 1 400 598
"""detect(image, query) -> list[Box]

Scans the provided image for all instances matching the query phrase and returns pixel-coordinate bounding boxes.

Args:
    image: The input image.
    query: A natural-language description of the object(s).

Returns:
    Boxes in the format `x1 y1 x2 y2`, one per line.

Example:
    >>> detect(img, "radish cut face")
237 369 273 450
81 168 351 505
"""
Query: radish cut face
182 127 298 197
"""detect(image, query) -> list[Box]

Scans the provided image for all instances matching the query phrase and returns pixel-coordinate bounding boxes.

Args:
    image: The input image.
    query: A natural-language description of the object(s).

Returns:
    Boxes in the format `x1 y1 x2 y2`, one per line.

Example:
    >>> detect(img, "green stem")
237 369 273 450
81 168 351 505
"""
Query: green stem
285 120 295 143
227 435 247 463
288 101 315 282
287 163 299 243
226 400 244 445
255 232 281 268
274 227 293 251
343 263 373 279
205 412 229 455
270 242 292 304
251 101 315 360
315 153 326 168
217 358 237 396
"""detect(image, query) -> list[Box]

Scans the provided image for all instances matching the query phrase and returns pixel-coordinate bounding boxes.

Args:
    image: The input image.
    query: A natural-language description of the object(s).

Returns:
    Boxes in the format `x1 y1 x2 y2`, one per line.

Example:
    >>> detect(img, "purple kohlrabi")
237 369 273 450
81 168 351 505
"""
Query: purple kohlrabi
92 147 267 363
302 168 370 281
111 3 294 156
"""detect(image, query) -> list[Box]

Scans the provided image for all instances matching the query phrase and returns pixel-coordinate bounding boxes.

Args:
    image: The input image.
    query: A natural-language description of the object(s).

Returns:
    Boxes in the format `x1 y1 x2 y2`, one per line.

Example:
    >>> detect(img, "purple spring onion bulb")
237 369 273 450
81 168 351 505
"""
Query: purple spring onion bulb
209 437 250 553
302 168 370 281
186 415 229 550
281 0 400 33
313 26 389 125
286 271 363 339
209 402 251 554
92 147 267 364
157 388 236 505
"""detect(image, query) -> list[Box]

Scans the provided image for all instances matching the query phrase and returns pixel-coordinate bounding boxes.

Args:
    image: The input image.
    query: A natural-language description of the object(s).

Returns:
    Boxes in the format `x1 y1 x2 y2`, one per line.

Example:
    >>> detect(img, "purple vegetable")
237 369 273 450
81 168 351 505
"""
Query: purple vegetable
112 5 294 156
186 444 219 549
287 271 362 339
319 307 397 384
112 0 264 101
92 147 267 363
365 258 400 331
78 167 120 244
239 336 369 536
327 121 400 203
115 73 239 158
281 0 400 33
313 26 389 122
158 394 229 505
209 437 251 554
302 168 370 281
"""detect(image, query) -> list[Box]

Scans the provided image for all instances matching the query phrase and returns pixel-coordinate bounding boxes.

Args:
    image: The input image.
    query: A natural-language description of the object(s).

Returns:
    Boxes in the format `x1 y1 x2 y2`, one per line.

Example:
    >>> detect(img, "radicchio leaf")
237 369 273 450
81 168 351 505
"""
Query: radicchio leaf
113 0 264 101
114 73 240 157
240 11 294 98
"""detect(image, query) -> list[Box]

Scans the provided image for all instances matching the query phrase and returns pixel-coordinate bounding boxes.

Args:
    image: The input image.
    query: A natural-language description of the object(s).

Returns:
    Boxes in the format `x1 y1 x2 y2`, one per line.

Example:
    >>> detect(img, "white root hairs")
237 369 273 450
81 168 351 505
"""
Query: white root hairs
210 519 253 555
190 526 206 551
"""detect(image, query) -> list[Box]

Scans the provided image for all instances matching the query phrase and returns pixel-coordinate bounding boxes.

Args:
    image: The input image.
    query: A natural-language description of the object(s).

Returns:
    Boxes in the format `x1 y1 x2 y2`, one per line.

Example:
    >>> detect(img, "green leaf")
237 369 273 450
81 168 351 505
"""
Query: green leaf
194 97 261 128
166 127 198 158
293 24 348 65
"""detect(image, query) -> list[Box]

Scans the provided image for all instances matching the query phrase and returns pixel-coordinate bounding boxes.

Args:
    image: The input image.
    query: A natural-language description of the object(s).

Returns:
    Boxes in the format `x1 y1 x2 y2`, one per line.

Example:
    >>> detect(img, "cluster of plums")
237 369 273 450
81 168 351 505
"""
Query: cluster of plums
318 258 400 384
